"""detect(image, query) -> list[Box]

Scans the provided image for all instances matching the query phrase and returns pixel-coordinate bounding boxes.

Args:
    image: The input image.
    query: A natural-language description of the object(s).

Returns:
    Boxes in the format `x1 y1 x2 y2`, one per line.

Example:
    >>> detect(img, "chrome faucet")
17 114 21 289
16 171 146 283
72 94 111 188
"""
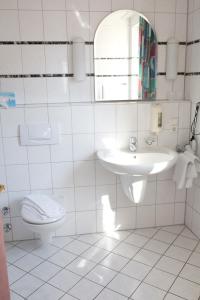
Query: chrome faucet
129 136 137 152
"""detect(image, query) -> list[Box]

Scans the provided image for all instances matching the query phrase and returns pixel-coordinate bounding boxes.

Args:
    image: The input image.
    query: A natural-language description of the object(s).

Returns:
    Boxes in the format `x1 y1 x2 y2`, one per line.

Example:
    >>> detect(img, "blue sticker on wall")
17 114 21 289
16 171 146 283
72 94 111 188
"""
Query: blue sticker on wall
0 92 16 108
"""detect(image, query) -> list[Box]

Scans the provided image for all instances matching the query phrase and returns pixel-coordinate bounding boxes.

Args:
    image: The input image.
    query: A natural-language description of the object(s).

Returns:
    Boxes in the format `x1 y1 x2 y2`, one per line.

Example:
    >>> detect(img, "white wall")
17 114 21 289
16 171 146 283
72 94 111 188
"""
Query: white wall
0 0 189 241
185 0 200 238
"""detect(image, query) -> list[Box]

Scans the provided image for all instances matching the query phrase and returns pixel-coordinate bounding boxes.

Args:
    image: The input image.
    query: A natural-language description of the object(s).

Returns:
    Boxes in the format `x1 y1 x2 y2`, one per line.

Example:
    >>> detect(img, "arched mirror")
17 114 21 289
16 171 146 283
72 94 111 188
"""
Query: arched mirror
94 10 157 101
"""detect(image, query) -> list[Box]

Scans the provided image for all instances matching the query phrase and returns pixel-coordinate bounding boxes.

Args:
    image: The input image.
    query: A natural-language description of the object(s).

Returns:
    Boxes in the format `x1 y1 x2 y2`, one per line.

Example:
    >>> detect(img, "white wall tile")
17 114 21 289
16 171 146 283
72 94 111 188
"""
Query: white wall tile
43 11 67 41
0 11 19 40
52 162 74 188
112 0 133 10
18 0 42 9
0 0 18 9
134 0 155 12
51 135 73 162
73 134 94 161
72 105 94 134
1 108 24 137
3 137 28 165
96 184 116 210
47 78 69 103
176 0 188 13
157 181 175 204
19 11 44 41
76 211 96 234
116 104 137 132
45 45 68 74
66 0 89 11
155 13 175 41
29 163 52 190
56 212 76 236
89 0 112 12
75 186 96 211
25 107 48 124
22 46 45 74
116 207 136 230
6 165 30 191
95 104 116 133
12 217 34 240
96 160 116 185
48 107 72 135
137 206 156 228
67 11 90 40
24 78 47 104
53 188 75 213
69 78 92 102
174 203 185 224
156 204 174 226
42 0 66 10
155 0 176 13
0 46 22 75
28 145 50 164
175 14 187 42
74 161 95 186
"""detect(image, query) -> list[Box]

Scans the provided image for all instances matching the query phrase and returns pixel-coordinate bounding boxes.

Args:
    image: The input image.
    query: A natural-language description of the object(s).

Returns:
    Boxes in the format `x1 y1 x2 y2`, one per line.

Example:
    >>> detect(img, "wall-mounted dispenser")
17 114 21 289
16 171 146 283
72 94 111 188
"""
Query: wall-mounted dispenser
72 37 86 81
151 103 163 134
166 37 179 81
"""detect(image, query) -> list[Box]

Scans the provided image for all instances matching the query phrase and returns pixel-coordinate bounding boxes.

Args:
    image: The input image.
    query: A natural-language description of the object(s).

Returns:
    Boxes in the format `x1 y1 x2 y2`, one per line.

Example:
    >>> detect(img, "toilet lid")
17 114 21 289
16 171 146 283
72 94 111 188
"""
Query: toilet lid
21 205 65 224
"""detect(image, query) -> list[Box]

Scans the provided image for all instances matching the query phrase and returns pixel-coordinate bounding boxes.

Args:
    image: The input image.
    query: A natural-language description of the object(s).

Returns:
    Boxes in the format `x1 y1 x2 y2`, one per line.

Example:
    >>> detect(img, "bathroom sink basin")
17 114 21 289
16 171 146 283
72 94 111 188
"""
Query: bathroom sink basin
97 147 178 176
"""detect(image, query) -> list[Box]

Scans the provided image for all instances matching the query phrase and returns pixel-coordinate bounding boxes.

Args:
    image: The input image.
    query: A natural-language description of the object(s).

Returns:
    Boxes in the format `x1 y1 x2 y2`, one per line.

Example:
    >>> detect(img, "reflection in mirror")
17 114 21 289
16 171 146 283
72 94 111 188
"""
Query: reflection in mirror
94 10 157 101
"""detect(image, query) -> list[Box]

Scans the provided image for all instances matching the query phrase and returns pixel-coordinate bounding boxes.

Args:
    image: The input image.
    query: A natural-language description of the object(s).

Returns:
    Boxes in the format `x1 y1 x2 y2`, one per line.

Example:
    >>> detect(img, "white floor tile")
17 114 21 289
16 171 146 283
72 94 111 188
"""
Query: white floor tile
48 249 77 267
78 233 102 245
144 269 176 291
81 246 109 263
7 247 27 263
155 256 184 275
64 240 90 255
86 265 117 286
49 269 81 292
173 236 198 251
30 261 61 281
180 264 200 285
125 233 149 247
170 277 200 300
59 295 77 300
112 242 140 259
10 291 24 300
28 283 64 300
165 245 191 262
164 294 183 300
8 265 25 285
11 273 44 298
95 237 119 251
144 239 169 254
31 244 58 259
163 225 184 235
13 253 43 272
66 257 96 276
95 288 127 300
68 278 103 300
100 253 129 271
188 252 200 268
153 230 177 244
107 273 140 297
181 228 198 240
134 249 161 267
16 240 39 252
134 228 159 238
103 230 131 241
51 236 74 248
132 282 166 300
121 260 151 280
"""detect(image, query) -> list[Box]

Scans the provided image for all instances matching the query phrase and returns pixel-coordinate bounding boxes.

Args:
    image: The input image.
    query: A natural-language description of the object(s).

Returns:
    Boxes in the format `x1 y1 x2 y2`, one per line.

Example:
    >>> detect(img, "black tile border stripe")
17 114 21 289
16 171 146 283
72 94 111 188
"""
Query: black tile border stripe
0 72 188 78
185 72 200 76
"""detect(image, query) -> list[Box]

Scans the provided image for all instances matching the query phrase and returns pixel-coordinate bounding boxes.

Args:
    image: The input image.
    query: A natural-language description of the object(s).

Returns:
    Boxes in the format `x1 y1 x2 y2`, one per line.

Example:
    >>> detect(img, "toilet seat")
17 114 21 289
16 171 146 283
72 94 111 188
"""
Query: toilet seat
21 193 66 225
21 205 65 225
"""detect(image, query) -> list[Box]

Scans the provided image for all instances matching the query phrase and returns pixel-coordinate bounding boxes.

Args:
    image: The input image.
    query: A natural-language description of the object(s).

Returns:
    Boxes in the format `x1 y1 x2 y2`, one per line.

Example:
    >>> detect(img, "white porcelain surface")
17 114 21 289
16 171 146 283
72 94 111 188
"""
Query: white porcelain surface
97 147 177 176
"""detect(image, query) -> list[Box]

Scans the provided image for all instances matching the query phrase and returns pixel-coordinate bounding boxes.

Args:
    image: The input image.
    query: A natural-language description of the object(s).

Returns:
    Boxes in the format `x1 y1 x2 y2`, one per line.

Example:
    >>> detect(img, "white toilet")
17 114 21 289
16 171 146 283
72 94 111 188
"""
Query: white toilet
21 193 66 246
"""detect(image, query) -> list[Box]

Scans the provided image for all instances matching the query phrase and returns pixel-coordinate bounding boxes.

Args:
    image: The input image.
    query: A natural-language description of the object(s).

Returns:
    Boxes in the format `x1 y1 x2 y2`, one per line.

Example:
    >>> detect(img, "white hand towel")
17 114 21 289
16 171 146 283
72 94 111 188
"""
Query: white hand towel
173 151 200 189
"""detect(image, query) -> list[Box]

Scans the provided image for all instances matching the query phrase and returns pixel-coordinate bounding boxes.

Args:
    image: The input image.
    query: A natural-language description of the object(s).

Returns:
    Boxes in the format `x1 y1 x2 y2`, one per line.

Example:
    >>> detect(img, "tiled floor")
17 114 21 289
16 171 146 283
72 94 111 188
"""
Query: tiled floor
6 225 200 300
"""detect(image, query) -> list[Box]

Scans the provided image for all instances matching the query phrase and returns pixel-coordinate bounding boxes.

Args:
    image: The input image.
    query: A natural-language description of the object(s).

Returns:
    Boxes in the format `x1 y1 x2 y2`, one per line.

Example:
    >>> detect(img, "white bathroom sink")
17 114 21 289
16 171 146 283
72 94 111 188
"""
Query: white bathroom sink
97 147 178 176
